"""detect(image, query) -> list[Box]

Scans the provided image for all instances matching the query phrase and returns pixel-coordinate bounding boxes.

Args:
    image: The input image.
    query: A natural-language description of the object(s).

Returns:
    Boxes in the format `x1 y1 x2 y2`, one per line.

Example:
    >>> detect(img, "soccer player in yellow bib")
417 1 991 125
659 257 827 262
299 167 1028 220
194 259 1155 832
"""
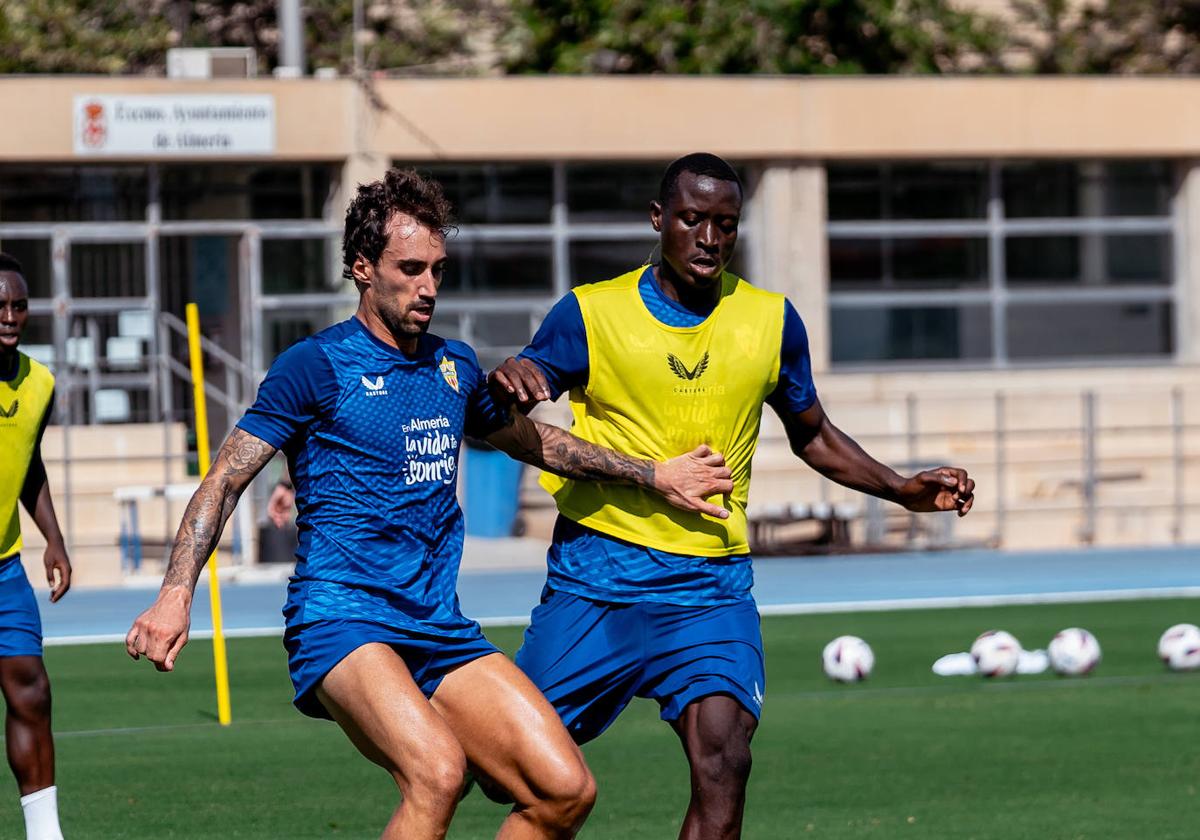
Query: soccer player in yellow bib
0 253 71 840
490 154 976 839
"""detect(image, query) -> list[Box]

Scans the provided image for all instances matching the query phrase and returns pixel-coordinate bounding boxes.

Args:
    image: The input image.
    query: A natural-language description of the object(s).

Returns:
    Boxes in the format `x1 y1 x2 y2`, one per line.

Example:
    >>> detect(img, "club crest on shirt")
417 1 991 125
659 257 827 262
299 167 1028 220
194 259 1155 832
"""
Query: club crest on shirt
438 357 459 393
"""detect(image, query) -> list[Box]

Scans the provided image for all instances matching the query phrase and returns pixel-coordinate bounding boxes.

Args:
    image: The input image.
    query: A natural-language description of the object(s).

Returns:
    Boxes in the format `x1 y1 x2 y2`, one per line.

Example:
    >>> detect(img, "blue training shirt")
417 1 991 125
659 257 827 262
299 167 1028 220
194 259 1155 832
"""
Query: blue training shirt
519 266 818 606
237 317 507 637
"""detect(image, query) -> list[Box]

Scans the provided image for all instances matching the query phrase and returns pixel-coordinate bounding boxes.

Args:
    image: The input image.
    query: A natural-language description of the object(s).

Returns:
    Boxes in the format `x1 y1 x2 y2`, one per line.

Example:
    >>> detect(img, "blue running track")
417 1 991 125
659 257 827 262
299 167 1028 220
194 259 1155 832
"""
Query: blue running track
41 545 1200 644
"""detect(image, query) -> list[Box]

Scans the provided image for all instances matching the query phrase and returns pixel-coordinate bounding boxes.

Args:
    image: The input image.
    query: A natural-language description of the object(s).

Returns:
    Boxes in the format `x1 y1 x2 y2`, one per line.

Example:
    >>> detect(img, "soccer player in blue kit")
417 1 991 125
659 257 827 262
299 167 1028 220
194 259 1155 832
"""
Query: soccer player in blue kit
490 154 976 839
126 169 733 840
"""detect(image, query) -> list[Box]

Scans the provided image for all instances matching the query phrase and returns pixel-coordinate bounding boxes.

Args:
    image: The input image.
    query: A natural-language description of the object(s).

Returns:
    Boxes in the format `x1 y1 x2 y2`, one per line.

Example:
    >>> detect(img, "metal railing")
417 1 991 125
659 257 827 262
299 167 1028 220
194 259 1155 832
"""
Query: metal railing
789 385 1200 550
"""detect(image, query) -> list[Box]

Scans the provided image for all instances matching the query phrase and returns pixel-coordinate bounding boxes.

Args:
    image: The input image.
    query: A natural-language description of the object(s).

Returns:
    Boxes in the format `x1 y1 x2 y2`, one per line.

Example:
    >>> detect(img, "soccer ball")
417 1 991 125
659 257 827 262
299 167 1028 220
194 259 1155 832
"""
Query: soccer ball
821 635 874 683
970 630 1021 677
1157 623 1200 671
1047 627 1101 676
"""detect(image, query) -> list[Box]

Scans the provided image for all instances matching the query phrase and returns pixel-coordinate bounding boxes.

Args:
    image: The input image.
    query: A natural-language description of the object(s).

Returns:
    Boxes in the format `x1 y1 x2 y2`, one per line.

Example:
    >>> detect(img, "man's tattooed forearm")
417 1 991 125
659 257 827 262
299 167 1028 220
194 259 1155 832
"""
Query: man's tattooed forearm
225 428 278 474
160 429 276 590
535 424 655 488
161 481 239 588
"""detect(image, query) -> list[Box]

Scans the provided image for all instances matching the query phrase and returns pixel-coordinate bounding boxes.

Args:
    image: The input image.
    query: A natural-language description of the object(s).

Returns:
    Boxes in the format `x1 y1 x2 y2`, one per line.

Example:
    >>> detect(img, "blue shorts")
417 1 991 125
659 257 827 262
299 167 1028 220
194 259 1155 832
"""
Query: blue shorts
284 619 499 720
0 555 43 658
515 588 765 745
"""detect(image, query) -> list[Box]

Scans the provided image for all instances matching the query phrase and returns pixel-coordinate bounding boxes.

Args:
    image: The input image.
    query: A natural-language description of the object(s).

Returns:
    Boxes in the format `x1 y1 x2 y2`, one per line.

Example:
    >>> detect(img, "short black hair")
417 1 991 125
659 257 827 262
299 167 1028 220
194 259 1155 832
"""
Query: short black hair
658 153 742 205
342 168 455 281
0 252 23 276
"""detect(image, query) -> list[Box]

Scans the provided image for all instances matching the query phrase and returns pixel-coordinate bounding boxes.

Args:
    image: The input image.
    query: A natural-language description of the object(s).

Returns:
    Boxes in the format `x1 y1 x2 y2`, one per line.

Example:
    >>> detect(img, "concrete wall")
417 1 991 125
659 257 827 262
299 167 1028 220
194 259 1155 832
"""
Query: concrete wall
9 76 1200 162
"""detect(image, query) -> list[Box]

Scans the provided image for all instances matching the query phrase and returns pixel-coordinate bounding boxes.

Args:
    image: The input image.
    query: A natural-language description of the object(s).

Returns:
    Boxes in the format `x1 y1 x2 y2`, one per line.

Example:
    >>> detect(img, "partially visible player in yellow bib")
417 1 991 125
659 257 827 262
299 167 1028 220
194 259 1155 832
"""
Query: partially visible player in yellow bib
0 253 71 840
491 154 976 839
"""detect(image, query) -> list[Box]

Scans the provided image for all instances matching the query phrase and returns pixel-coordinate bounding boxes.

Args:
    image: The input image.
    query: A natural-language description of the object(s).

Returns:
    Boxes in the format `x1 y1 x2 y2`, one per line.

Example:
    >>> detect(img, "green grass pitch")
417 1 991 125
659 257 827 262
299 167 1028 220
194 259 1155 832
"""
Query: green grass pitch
5 598 1199 838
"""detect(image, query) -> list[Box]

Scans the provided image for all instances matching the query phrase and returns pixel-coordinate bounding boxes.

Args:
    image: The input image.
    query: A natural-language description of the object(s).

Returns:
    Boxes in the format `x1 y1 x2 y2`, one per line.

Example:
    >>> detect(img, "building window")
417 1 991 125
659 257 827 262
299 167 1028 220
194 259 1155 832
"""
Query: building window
827 160 1175 366
0 166 148 223
160 163 335 221
398 161 754 368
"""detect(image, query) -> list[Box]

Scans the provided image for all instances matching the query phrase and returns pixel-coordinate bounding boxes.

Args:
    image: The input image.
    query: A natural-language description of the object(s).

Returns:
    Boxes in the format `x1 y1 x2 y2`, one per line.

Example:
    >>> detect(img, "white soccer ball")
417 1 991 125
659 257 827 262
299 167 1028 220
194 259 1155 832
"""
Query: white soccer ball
1048 627 1101 676
822 635 875 683
1157 623 1200 671
970 630 1021 677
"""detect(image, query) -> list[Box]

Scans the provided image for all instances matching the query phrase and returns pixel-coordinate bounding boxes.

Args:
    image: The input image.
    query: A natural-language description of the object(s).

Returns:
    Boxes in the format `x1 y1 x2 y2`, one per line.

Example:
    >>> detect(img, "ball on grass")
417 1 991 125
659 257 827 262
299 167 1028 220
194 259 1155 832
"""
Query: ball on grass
1048 627 1101 676
821 635 874 683
970 629 1021 678
1158 623 1200 671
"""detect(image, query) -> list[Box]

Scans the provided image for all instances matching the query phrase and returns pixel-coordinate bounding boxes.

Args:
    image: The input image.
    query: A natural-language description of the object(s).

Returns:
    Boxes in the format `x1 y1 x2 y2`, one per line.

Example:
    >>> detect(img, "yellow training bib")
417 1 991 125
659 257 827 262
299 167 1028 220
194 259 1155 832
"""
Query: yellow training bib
0 352 55 560
541 267 784 556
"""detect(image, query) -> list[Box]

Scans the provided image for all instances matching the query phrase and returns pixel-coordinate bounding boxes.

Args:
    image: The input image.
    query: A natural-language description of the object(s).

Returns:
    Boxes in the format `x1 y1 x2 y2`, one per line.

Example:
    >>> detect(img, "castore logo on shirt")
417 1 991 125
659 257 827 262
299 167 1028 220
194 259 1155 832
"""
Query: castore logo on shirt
361 375 389 397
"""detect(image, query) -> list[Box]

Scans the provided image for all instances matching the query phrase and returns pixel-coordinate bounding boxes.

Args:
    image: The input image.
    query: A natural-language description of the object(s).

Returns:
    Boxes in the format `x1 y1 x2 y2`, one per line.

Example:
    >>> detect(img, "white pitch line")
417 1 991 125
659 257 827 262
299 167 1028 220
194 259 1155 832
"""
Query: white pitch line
54 672 1195 739
756 586 1200 616
56 717 303 739
42 586 1200 646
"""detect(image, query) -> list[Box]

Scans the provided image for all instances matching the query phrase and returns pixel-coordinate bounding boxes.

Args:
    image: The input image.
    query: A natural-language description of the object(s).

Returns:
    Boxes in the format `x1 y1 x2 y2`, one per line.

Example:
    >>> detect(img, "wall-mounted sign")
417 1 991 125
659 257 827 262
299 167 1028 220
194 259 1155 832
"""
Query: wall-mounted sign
73 94 275 156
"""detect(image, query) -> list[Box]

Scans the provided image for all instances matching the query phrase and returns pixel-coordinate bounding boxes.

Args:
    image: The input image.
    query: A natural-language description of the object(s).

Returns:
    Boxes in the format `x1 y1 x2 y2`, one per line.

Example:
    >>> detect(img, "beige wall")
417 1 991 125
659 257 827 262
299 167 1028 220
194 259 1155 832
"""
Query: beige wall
8 76 1200 162
0 77 350 162
753 162 830 370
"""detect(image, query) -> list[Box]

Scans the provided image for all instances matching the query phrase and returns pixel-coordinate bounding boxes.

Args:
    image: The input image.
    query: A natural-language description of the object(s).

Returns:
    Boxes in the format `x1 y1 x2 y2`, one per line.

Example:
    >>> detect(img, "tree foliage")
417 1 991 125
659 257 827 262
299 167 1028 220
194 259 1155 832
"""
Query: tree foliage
508 0 1008 74
0 0 176 74
1008 0 1200 74
3 0 1200 77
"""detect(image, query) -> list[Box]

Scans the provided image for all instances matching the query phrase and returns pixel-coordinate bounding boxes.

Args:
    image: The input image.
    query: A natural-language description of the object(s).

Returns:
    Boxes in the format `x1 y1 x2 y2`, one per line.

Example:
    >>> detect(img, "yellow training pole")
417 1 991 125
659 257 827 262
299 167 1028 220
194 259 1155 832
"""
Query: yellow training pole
185 303 233 726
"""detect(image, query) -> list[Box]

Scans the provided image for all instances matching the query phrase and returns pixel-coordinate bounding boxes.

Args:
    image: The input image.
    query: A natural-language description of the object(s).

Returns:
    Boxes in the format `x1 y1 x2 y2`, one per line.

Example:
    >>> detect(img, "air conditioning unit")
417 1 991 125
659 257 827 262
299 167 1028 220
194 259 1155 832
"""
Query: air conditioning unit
167 48 258 80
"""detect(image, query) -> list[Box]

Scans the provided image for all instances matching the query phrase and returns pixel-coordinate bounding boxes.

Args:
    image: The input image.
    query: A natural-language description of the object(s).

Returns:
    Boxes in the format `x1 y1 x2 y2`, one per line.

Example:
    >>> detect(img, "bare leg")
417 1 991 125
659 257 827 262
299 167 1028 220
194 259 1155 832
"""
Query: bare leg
671 694 757 840
432 653 596 839
0 656 54 795
316 644 468 840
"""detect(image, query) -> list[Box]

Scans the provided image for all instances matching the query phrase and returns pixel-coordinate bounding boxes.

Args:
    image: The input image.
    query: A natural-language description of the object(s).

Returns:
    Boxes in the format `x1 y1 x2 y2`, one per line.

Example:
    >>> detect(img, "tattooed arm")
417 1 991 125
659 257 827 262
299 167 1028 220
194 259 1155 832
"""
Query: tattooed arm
125 428 277 671
485 412 733 519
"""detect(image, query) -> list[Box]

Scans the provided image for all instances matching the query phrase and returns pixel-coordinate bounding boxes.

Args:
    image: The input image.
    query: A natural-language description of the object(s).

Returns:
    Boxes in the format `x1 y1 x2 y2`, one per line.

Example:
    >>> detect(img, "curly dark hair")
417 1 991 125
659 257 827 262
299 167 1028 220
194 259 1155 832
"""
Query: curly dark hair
0 252 23 275
342 168 454 281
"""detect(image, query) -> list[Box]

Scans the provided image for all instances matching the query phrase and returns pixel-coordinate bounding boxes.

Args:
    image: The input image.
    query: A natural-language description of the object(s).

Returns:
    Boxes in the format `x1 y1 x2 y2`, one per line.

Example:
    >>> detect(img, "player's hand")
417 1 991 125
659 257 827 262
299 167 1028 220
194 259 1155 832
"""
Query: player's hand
126 586 192 672
489 357 551 413
43 541 71 603
267 482 295 529
896 467 975 517
654 445 734 519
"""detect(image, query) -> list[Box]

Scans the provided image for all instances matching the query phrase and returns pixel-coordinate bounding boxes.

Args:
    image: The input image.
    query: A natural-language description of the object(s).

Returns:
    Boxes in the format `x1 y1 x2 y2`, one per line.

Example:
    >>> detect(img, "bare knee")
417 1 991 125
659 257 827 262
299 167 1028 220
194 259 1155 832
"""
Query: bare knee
692 739 752 794
2 662 51 724
396 744 468 807
521 760 597 834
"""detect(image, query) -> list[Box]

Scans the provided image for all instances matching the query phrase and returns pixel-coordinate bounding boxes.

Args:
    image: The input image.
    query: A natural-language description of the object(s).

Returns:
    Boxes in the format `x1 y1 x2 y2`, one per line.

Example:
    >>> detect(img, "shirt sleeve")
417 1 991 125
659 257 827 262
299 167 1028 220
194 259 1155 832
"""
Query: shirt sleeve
462 347 510 440
766 300 818 416
236 340 337 450
516 292 589 400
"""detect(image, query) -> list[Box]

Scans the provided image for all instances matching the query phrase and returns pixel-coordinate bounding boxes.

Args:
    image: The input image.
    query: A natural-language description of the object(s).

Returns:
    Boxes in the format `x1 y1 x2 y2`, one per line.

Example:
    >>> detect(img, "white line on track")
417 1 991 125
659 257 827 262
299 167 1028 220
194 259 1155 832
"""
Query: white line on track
756 586 1200 616
42 586 1200 646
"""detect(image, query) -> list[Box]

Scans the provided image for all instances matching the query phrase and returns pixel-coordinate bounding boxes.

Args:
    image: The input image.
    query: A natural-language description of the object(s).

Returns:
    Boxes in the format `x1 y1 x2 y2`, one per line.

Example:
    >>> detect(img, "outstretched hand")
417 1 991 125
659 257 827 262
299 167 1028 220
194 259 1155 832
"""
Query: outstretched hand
488 357 552 413
896 467 975 517
126 586 192 672
655 445 734 520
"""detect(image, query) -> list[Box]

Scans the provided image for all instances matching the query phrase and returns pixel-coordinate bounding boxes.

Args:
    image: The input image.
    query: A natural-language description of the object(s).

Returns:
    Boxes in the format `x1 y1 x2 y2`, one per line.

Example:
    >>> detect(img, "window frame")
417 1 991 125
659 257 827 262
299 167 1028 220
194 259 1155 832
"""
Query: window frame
826 160 1180 370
